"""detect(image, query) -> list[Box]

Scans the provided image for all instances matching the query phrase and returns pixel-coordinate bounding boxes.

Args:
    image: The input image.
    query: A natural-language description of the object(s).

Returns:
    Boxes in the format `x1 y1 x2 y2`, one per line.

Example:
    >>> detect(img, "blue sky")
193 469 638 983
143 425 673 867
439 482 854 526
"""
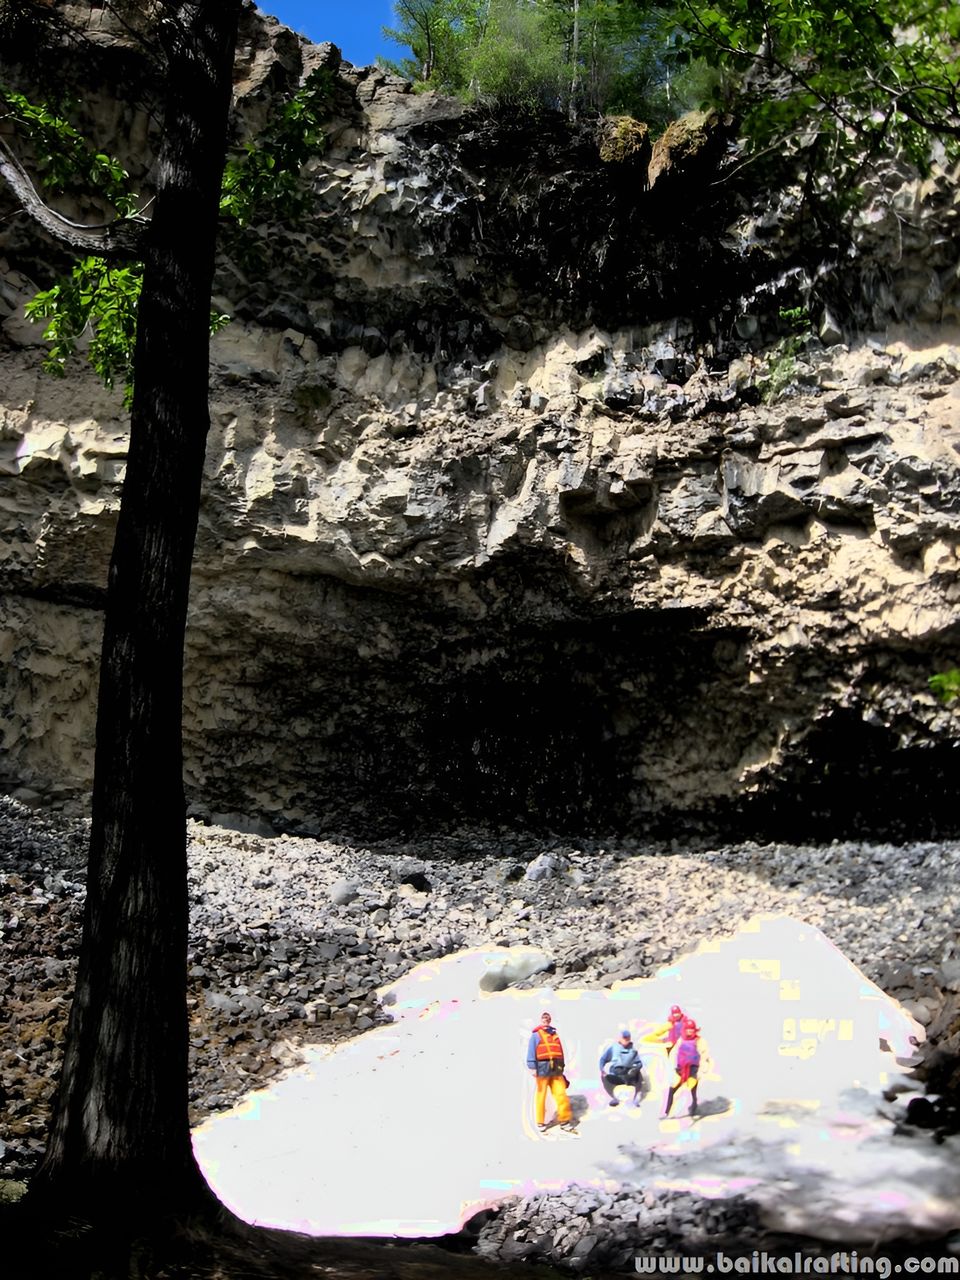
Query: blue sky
263 2 401 68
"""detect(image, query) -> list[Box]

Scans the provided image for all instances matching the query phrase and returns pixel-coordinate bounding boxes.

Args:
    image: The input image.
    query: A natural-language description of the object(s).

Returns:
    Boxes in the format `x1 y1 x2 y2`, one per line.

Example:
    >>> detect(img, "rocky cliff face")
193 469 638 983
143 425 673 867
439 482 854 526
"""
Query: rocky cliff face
1 14 959 839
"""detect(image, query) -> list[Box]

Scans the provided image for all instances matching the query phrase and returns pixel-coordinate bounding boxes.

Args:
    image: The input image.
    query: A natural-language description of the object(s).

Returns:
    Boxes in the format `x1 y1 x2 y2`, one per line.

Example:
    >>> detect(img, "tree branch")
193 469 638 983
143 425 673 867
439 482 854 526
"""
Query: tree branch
677 0 864 135
894 96 960 138
862 69 960 138
101 0 165 58
0 136 146 257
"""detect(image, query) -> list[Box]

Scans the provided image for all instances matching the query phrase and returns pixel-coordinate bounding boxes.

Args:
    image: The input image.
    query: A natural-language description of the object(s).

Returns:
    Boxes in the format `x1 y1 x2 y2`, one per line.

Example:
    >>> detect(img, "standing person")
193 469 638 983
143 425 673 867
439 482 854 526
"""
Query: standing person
642 1005 685 1054
664 1019 703 1117
599 1029 643 1106
527 1011 577 1133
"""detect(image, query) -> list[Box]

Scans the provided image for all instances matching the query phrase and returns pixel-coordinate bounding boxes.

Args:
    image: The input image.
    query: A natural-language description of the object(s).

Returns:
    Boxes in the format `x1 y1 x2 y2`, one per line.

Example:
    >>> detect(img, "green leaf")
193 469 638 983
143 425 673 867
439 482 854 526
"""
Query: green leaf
219 66 333 228
930 670 960 704
24 258 230 406
0 84 139 219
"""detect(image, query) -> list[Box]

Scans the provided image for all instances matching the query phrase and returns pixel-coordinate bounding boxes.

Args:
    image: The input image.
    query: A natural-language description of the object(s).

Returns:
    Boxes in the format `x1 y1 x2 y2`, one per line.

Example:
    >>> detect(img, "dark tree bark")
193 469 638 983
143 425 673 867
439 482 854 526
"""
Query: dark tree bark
28 0 241 1219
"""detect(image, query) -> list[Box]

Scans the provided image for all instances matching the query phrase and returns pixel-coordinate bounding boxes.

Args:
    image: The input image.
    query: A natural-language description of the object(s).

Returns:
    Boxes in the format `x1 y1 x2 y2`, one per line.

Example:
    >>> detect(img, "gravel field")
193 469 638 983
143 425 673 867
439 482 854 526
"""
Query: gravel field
2 794 959 1267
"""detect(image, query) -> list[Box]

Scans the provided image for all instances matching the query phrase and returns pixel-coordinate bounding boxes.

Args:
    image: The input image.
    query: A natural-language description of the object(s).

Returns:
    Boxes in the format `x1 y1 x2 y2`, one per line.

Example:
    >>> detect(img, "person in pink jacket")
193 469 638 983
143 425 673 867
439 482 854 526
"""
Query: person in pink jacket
642 1004 685 1054
664 1019 703 1117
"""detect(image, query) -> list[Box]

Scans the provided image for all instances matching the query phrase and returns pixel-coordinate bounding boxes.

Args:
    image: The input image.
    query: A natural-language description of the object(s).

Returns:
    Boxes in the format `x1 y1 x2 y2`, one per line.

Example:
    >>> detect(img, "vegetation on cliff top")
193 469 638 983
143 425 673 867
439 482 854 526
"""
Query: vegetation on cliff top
382 0 960 185
381 0 718 123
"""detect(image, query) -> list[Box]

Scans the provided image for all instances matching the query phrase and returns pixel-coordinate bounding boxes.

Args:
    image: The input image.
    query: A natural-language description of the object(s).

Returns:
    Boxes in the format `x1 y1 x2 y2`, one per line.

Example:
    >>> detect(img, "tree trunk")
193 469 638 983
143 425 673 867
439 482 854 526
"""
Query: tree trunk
30 0 240 1220
570 0 580 122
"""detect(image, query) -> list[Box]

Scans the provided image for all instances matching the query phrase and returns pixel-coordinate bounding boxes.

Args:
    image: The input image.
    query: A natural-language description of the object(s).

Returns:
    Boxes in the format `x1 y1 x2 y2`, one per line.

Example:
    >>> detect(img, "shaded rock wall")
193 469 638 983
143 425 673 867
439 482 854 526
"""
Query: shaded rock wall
1 17 960 839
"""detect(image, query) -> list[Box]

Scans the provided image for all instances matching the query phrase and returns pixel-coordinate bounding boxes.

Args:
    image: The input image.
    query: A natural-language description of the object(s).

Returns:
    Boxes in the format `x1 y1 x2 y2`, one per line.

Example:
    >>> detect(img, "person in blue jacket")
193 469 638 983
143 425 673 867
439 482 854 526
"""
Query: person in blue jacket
599 1029 643 1106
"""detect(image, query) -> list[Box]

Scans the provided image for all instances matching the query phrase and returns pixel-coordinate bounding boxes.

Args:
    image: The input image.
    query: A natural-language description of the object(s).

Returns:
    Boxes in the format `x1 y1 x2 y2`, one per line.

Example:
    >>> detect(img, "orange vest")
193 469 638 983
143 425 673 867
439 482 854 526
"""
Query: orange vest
535 1027 565 1066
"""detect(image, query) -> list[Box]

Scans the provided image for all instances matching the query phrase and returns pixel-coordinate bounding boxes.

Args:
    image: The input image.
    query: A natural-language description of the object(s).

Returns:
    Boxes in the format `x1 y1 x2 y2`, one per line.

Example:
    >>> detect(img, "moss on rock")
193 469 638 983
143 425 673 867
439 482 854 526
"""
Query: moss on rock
648 108 729 189
597 115 651 166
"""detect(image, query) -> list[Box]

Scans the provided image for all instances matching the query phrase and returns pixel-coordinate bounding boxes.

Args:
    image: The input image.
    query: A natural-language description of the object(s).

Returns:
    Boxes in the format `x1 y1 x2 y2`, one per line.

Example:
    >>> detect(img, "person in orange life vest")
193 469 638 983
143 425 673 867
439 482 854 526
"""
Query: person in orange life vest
642 1005 685 1054
526 1011 576 1132
664 1019 703 1117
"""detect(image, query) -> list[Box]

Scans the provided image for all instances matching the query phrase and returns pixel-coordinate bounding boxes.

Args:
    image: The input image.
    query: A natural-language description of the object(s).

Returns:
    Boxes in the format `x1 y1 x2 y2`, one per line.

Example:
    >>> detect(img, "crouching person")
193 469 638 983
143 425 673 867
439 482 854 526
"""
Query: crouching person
599 1029 643 1106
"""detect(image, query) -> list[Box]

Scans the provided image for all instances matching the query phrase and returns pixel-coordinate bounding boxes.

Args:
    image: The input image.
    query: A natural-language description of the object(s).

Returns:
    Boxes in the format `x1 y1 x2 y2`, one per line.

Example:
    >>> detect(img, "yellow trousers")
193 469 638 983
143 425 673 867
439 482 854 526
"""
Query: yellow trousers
535 1073 572 1125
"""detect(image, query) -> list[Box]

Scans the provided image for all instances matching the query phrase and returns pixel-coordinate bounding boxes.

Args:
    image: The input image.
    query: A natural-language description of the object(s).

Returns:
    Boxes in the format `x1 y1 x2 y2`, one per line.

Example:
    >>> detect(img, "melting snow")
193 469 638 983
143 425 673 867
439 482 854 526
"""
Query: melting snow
192 914 960 1242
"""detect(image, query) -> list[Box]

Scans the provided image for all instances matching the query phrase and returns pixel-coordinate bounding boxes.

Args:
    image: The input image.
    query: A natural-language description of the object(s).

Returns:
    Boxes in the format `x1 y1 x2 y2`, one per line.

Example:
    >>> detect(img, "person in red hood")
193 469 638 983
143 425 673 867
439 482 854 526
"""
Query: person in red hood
642 1005 685 1054
526 1011 577 1133
664 1019 703 1117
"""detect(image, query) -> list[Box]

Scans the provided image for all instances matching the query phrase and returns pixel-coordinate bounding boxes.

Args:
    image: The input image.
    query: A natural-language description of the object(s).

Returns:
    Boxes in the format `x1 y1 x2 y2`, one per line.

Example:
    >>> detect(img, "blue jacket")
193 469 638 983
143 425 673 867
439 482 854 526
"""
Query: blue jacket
600 1041 641 1074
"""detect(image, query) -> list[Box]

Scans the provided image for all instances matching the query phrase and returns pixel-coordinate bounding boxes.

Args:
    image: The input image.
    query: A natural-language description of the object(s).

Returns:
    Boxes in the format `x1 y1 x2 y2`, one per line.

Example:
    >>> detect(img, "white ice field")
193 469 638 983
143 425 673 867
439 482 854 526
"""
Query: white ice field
192 914 960 1242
